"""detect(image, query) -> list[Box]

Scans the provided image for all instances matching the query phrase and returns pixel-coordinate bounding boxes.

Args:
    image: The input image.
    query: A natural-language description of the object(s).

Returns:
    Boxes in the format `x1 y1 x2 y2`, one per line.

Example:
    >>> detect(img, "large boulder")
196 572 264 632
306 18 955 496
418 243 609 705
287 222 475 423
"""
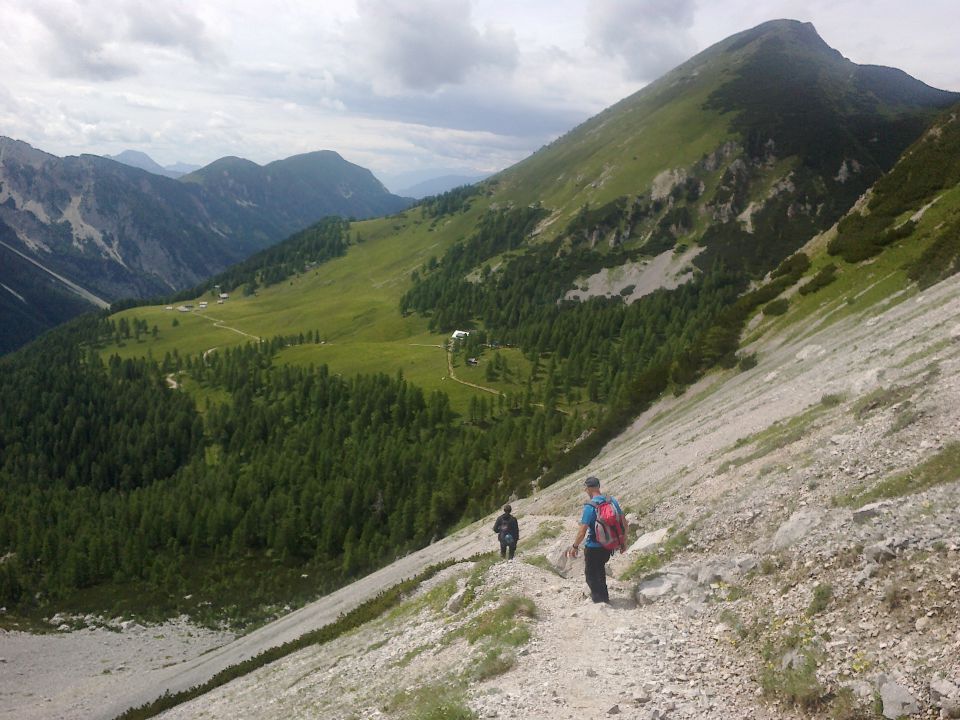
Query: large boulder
853 501 892 523
864 542 896 564
629 527 670 554
879 681 919 720
770 509 823 551
930 678 960 704
635 574 677 605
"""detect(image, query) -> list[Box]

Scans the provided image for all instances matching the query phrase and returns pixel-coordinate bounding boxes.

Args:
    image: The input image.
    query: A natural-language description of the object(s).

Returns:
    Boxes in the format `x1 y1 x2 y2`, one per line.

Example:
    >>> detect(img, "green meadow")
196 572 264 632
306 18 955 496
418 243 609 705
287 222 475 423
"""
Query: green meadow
102 201 595 416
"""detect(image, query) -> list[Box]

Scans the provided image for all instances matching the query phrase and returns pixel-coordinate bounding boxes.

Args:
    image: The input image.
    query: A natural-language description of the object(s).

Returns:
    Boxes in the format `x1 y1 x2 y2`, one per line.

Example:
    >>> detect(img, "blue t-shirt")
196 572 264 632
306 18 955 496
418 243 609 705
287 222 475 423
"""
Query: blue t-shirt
580 495 623 548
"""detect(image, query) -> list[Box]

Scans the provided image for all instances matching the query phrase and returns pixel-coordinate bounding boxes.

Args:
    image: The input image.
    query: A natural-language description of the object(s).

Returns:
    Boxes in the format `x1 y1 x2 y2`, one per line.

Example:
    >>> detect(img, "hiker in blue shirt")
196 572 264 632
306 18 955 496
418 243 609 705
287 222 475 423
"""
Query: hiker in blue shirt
567 476 625 603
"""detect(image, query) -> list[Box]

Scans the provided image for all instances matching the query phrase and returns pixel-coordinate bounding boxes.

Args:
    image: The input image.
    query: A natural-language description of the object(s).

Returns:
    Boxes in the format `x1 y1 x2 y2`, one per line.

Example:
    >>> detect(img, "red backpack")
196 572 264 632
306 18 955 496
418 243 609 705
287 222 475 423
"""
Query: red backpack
592 497 627 552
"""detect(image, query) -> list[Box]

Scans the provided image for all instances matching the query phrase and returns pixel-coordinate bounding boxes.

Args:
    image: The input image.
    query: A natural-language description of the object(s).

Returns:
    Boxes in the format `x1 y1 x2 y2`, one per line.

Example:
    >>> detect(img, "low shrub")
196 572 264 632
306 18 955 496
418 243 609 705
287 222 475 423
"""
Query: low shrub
463 596 537 646
763 298 789 316
798 263 837 295
470 647 516 681
738 352 758 371
759 648 827 711
807 583 833 615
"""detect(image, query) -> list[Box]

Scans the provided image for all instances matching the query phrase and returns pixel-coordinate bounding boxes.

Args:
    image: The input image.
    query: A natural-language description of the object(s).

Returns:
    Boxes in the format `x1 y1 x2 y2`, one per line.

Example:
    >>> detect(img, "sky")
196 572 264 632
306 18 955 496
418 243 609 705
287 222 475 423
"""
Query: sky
0 0 957 188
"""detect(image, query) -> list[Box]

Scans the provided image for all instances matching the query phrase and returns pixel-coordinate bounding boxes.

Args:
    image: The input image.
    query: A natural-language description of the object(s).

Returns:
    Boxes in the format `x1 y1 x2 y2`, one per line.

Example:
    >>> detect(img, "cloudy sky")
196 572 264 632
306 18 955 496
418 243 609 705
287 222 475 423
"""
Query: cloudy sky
0 0 957 188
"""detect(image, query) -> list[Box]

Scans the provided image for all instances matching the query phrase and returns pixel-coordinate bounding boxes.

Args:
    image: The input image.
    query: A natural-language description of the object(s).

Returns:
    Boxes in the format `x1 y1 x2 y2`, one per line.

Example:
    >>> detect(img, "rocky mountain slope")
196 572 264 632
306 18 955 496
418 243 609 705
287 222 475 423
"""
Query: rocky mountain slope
10 254 959 720
90 105 960 720
0 139 410 353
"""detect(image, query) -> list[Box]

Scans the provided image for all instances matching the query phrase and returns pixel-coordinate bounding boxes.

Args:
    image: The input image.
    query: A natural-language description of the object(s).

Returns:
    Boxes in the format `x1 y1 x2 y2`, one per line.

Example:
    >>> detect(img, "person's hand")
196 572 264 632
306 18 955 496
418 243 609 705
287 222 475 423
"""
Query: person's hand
567 544 579 558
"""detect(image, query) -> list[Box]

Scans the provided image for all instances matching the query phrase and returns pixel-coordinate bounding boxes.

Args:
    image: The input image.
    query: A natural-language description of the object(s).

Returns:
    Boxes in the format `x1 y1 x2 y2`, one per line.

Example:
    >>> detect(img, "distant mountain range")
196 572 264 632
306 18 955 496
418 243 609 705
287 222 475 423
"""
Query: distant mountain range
108 152 487 199
105 150 200 179
0 140 412 353
377 168 489 197
396 174 488 199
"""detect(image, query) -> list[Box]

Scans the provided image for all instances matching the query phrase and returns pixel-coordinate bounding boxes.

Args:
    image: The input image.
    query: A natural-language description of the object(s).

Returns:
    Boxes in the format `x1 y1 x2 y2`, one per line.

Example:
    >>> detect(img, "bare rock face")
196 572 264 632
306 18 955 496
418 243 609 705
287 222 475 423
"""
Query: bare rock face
879 680 919 719
853 501 892 523
930 678 960 704
629 528 669 554
931 678 960 718
864 542 896 564
635 573 678 605
770 508 823 551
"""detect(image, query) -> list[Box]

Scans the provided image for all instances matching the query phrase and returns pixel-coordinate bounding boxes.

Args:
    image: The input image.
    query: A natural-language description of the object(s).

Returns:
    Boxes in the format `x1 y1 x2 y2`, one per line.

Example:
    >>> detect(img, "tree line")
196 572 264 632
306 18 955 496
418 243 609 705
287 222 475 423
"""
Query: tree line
0 315 588 614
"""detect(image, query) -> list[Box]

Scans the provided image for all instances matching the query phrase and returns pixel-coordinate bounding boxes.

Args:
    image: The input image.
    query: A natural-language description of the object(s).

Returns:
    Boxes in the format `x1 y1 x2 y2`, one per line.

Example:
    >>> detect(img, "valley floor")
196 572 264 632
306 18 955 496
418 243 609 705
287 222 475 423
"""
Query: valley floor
0 617 233 720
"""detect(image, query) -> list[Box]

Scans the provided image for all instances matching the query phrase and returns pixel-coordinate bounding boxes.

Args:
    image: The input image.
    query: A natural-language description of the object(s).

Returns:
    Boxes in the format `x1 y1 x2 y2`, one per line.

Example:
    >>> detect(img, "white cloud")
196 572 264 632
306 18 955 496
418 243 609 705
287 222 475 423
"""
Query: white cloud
27 0 138 80
16 0 219 80
587 0 697 81
124 0 220 63
0 0 956 177
348 0 518 93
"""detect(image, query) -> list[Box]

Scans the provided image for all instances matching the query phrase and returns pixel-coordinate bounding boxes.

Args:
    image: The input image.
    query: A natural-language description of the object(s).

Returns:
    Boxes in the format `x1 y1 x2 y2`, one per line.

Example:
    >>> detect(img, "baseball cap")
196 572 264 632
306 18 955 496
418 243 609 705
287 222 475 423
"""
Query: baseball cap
583 476 600 488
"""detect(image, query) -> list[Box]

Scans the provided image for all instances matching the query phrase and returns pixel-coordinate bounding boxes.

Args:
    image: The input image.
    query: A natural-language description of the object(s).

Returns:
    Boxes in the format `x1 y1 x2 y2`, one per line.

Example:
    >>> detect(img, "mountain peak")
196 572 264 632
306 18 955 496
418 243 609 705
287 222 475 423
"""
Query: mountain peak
106 149 187 179
711 18 840 63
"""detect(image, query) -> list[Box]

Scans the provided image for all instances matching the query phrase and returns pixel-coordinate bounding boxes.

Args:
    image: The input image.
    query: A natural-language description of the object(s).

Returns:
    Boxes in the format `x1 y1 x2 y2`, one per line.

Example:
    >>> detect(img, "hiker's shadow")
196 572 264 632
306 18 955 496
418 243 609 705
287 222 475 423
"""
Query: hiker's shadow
608 597 638 610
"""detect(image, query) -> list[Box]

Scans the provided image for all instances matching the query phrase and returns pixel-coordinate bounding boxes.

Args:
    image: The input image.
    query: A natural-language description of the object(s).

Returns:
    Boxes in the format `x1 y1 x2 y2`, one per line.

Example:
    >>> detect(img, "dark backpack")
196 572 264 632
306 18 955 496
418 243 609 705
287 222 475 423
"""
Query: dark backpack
494 515 516 545
591 498 626 552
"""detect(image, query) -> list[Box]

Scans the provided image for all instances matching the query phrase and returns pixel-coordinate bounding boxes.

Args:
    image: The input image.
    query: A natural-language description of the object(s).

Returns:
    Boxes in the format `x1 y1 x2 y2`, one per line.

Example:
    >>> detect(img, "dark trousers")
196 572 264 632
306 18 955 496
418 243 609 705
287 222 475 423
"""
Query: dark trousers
500 541 516 559
584 546 611 602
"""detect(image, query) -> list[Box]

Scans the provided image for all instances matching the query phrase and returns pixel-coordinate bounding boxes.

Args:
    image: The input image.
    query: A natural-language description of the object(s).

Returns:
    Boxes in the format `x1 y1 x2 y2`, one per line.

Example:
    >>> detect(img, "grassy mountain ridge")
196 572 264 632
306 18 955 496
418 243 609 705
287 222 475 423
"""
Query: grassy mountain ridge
182 150 409 241
489 20 955 267
2 20 957 630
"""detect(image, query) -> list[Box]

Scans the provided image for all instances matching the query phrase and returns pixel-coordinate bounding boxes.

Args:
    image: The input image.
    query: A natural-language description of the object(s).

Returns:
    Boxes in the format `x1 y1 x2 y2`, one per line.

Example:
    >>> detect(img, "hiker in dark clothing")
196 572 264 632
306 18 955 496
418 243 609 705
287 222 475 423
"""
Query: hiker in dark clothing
493 504 519 559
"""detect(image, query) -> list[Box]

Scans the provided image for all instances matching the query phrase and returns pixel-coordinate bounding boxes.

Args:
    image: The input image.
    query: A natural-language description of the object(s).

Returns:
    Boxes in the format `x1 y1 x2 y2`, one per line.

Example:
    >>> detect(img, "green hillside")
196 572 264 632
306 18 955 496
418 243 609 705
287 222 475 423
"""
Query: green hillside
742 103 960 344
107 20 958 402
1 20 957 628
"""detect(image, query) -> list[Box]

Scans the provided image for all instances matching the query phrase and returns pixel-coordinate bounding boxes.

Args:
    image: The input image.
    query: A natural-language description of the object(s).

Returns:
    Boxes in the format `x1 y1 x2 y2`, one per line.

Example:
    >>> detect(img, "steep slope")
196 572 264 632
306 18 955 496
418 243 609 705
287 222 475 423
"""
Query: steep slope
20 235 960 720
0 225 98 354
0 139 412 353
138 131 960 713
0 138 248 300
56 18 953 619
488 20 956 274
100 20 958 386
